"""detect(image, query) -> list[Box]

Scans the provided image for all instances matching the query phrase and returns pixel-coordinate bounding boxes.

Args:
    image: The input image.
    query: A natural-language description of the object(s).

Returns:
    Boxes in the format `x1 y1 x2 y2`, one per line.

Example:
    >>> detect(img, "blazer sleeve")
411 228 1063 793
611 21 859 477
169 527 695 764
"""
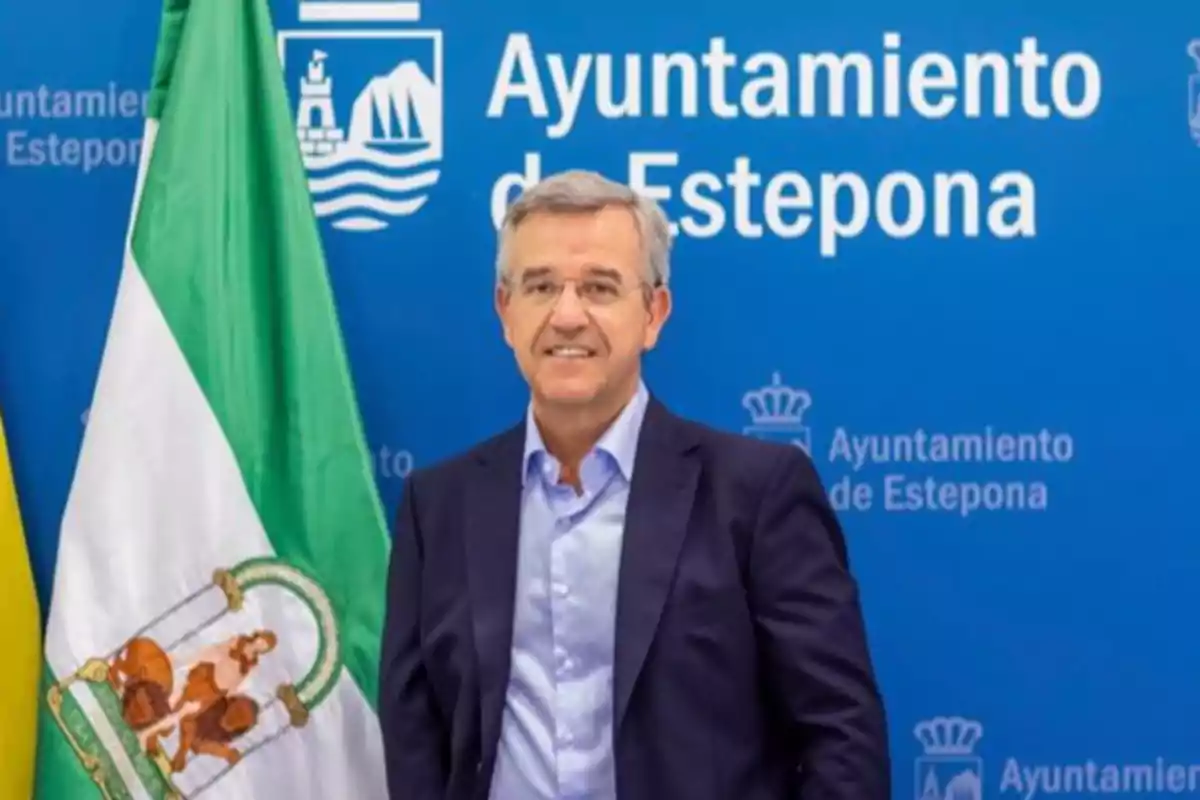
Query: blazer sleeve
747 446 891 800
378 472 449 799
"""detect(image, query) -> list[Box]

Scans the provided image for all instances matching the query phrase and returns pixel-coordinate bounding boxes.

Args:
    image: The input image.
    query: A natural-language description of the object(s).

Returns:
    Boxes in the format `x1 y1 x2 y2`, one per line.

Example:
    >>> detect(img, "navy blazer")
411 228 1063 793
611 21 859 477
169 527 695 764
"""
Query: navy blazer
378 396 890 800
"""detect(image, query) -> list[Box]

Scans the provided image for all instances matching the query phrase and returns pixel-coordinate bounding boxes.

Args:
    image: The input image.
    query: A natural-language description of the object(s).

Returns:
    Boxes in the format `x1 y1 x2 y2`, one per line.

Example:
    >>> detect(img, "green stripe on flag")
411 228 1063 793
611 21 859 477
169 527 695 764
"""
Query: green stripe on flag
35 663 130 800
128 0 390 709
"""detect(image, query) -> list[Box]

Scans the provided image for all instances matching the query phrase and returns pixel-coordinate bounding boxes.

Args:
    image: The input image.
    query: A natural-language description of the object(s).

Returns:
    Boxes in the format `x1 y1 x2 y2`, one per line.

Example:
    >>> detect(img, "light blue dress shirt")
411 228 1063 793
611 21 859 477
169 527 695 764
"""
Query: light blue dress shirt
488 381 650 800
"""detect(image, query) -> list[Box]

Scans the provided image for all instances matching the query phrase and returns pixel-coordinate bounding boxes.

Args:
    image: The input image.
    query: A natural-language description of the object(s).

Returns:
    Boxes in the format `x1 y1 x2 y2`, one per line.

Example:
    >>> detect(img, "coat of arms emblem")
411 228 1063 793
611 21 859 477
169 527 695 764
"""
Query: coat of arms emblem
45 557 341 799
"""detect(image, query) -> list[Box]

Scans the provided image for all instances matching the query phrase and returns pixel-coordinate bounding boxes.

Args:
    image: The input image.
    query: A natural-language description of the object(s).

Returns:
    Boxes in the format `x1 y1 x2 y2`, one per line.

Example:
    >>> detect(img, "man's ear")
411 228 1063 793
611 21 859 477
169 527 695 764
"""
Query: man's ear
642 286 672 351
495 284 514 347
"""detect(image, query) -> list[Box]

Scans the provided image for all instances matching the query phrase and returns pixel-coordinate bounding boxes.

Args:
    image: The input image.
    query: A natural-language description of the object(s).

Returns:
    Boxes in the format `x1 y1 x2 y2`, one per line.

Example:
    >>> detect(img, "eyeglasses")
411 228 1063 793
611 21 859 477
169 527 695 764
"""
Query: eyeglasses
504 274 651 308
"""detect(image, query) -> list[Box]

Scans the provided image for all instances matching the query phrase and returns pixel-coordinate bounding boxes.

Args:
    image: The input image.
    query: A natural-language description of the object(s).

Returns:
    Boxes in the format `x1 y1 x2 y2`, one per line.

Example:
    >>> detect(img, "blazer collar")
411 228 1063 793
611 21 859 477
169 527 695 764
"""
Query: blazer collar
520 380 651 488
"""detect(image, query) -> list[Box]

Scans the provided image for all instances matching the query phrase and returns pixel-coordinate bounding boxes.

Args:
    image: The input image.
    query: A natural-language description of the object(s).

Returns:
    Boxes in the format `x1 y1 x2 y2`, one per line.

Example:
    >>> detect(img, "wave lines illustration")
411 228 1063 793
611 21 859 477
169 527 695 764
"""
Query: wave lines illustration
305 143 441 232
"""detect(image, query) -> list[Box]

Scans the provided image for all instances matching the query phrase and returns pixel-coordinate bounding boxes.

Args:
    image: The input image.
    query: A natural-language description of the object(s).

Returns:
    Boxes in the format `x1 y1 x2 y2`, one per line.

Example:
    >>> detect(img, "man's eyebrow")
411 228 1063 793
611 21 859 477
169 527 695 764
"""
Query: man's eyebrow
515 265 626 283
515 266 552 281
581 265 623 283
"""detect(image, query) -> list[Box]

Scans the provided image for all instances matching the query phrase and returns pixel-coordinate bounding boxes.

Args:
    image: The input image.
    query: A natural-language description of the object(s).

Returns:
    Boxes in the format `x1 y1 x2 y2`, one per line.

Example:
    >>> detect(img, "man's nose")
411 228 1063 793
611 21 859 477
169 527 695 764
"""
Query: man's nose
548 283 589 329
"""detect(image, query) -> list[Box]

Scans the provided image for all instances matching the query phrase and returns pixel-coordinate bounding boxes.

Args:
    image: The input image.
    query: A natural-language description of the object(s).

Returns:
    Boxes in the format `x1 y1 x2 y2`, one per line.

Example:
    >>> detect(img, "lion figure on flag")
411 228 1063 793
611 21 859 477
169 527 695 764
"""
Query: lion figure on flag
107 629 278 772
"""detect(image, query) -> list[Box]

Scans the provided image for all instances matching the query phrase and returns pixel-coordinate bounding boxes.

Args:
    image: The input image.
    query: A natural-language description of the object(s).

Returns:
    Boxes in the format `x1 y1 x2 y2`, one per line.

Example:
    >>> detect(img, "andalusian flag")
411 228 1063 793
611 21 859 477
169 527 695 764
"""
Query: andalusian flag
0 410 40 799
34 0 391 797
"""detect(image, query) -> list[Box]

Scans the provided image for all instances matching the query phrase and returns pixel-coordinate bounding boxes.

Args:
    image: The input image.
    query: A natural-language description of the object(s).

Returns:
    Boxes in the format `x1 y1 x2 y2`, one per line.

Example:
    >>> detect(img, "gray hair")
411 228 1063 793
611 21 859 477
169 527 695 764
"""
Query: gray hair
495 169 672 287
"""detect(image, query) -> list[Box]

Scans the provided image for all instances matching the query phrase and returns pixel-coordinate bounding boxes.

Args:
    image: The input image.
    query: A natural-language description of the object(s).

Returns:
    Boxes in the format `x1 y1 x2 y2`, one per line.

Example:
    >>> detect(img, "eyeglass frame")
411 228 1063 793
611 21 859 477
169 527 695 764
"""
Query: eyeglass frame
499 266 662 309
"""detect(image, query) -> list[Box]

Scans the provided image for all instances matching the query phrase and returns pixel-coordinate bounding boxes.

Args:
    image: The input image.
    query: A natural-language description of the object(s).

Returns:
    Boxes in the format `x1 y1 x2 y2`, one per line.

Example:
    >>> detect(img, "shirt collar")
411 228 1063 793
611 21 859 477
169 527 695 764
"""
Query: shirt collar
522 380 650 486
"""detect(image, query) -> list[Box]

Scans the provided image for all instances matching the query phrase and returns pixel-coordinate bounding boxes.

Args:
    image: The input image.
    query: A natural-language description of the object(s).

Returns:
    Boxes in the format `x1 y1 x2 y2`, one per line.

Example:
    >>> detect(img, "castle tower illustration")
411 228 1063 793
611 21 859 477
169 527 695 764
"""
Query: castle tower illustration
296 50 345 156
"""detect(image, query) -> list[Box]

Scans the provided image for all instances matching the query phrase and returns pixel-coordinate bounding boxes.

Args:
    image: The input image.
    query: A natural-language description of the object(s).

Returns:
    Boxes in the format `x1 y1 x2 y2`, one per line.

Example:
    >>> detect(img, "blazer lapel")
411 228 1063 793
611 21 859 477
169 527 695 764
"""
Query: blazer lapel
613 397 700 730
464 424 525 763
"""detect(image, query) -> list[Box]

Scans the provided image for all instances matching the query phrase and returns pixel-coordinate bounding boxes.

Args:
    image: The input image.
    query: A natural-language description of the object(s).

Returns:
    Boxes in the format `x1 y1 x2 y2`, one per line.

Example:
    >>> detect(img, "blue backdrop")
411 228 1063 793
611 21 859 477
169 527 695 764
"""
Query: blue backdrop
3 0 1199 796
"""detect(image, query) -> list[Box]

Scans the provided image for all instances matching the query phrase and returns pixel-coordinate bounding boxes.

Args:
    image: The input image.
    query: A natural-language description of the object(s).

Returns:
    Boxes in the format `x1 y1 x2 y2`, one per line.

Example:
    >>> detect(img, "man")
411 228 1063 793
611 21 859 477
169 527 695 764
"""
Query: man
378 170 890 799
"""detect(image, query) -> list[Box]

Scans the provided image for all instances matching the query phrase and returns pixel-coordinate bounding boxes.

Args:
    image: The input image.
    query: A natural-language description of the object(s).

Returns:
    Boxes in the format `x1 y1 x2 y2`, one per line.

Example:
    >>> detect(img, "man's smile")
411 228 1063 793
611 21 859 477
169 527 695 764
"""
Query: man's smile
543 345 598 359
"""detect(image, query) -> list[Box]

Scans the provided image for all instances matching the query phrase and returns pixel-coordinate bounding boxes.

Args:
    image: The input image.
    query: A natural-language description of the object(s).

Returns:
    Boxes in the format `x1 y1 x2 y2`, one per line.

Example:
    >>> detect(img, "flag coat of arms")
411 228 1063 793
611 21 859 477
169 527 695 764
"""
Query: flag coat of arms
33 0 392 796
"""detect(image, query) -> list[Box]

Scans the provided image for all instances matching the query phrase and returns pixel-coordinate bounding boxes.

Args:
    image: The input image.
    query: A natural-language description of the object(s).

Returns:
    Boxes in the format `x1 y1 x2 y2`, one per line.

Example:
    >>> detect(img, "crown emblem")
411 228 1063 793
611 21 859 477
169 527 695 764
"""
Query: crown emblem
743 372 811 425
914 716 983 756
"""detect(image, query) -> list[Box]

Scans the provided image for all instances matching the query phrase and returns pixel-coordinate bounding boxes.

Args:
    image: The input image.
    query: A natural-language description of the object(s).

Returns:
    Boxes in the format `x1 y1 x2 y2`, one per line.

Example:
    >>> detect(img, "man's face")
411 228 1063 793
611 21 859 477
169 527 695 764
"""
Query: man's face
495 206 671 413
